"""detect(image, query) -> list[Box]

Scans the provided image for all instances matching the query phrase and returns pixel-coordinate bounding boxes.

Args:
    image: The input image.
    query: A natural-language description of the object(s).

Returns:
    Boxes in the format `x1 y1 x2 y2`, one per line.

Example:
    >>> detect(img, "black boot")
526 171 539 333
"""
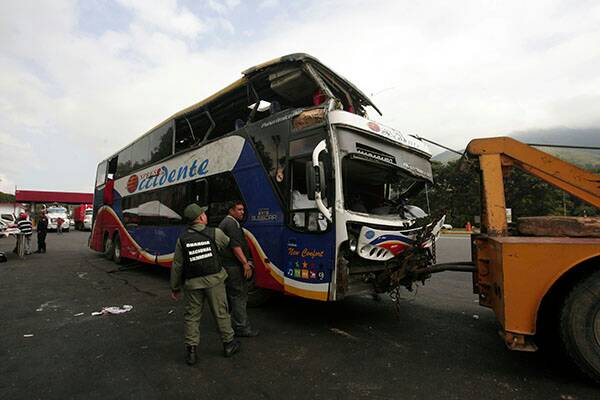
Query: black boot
223 340 240 358
185 345 197 365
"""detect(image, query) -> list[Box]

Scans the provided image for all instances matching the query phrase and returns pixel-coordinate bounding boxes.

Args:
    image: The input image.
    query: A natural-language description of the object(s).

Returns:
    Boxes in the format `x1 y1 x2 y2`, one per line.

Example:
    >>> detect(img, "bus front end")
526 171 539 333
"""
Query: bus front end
321 111 442 300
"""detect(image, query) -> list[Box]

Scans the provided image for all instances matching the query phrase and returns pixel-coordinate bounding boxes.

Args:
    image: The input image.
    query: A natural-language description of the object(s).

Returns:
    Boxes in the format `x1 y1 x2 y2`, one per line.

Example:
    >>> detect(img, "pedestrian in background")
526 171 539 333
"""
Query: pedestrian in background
56 216 64 234
36 211 48 253
170 204 240 365
219 201 259 337
17 213 33 255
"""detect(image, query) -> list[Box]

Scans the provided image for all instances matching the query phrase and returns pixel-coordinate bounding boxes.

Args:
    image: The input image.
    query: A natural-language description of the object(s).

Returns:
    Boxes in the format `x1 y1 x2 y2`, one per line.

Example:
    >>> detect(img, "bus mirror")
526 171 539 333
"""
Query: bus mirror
306 162 326 201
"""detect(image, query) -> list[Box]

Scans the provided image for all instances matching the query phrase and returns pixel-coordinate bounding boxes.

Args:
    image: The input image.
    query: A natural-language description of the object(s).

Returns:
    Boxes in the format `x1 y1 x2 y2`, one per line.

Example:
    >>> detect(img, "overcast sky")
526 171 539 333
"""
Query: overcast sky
1 0 599 193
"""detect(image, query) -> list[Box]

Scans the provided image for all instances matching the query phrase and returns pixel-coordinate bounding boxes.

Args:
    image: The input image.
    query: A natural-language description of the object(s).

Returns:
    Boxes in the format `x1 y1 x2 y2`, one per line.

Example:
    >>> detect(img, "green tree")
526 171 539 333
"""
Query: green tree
415 160 481 227
0 191 16 202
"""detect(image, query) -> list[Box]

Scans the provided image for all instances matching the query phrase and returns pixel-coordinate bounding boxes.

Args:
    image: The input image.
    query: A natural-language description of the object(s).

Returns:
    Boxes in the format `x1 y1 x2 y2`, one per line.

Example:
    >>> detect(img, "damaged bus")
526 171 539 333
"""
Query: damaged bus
90 53 443 303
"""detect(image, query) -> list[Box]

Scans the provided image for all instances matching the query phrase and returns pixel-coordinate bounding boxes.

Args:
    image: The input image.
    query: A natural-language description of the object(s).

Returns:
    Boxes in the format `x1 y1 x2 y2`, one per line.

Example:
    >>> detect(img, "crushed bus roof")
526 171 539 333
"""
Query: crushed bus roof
171 53 380 124
105 53 382 162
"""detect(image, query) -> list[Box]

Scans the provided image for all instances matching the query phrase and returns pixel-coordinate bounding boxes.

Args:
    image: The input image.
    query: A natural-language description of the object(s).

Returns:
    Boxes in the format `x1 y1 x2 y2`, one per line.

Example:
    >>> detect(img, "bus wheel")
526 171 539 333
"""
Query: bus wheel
559 268 600 384
103 234 114 260
247 278 274 307
113 234 123 264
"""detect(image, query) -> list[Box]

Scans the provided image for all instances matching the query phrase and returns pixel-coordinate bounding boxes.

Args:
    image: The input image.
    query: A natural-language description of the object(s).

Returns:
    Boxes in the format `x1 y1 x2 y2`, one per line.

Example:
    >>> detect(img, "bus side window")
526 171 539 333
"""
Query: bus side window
206 173 244 227
193 179 208 206
289 158 328 232
95 161 108 187
107 156 118 180
175 119 195 153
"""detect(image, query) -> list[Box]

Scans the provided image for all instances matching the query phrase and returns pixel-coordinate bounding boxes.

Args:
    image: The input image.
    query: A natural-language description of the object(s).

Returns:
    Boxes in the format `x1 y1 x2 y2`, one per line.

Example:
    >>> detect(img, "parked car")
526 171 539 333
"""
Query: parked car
1 213 16 226
0 220 8 238
441 223 453 230
0 219 20 238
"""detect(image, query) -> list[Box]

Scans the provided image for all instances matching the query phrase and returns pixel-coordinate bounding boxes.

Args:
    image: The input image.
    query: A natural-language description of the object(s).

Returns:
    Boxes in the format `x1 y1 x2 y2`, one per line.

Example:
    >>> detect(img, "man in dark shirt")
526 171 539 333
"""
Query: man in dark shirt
36 211 48 253
219 201 259 337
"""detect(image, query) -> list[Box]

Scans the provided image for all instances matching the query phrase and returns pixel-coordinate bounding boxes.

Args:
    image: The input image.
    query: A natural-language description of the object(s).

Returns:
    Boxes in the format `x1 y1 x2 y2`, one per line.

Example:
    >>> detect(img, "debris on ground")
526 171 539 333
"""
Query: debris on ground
330 328 359 341
36 300 58 312
91 304 133 316
472 314 480 320
73 312 85 317
23 334 34 338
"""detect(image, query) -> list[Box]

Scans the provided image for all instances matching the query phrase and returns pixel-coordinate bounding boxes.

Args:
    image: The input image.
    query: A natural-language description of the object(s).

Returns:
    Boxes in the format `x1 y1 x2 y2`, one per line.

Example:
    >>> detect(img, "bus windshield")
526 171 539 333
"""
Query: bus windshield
342 158 427 216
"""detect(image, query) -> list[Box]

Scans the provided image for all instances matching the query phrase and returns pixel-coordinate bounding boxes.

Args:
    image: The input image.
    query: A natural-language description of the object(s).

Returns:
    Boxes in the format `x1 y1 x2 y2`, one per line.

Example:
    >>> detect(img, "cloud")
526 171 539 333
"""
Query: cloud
0 131 37 193
258 0 279 9
0 173 16 194
117 0 206 38
207 0 240 15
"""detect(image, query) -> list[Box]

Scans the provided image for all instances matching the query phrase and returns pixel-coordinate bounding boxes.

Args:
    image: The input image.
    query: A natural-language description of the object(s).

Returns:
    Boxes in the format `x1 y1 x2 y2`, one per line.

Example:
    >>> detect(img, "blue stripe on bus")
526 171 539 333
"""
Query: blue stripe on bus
127 225 186 255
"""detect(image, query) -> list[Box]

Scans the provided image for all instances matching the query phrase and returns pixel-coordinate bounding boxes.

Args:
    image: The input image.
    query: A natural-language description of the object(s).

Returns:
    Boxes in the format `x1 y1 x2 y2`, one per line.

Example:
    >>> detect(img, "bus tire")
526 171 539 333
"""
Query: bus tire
103 234 114 260
247 278 274 307
113 234 123 264
559 268 600 384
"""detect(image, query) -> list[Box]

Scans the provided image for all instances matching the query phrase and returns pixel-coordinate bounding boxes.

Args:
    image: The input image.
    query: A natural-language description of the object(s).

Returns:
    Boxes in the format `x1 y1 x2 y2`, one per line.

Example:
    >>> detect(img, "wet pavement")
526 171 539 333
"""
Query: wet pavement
0 231 597 399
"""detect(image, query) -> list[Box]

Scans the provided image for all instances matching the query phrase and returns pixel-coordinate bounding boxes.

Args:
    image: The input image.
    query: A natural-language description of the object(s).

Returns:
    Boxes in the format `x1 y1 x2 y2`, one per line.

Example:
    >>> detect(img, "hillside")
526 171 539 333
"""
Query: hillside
431 127 600 168
0 191 16 203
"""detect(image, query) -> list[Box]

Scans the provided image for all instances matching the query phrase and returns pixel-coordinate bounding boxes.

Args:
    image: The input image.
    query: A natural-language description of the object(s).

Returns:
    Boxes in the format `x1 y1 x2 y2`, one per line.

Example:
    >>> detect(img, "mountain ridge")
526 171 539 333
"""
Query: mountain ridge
431 127 600 167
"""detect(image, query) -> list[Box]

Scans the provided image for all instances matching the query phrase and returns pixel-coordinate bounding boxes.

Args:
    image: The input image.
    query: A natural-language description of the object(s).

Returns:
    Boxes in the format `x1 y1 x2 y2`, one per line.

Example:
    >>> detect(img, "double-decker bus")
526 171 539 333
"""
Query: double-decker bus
90 53 442 303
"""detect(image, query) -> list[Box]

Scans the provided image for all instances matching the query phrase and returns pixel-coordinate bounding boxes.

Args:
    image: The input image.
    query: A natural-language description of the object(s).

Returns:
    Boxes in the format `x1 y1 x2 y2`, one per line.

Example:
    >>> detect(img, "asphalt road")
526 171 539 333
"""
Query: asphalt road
0 231 597 400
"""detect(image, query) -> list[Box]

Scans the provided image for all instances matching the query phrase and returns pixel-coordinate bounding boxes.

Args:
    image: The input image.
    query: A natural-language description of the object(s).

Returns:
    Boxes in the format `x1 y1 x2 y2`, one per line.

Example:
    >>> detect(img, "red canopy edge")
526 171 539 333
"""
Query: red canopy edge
15 190 93 204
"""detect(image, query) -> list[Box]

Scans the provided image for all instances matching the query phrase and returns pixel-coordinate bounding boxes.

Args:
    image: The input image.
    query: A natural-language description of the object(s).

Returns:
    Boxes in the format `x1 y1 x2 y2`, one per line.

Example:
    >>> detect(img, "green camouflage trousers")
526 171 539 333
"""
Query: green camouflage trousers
183 282 235 346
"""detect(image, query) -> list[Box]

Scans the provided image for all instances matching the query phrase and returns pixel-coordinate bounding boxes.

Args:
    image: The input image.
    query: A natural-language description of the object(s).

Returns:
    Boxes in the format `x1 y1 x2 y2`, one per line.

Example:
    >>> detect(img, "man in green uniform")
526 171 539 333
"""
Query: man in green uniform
170 204 241 365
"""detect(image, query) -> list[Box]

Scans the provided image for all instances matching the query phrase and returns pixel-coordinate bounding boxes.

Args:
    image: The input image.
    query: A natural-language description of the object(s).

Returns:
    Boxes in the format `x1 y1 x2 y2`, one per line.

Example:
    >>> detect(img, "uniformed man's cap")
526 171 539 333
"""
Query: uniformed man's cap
183 204 208 221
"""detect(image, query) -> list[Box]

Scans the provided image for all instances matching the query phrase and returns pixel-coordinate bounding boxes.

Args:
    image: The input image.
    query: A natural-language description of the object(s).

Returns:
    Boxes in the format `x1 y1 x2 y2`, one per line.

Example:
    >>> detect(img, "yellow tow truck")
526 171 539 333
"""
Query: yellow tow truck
466 137 600 383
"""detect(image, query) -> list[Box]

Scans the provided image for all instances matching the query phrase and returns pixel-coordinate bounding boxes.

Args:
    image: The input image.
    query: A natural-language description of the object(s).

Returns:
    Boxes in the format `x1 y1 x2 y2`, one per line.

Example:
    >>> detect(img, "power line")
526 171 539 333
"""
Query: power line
528 143 600 151
409 134 463 156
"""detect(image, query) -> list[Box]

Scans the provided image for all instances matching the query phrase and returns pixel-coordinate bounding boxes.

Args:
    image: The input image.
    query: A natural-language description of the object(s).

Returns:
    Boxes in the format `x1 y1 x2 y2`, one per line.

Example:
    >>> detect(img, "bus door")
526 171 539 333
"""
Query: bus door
282 147 335 301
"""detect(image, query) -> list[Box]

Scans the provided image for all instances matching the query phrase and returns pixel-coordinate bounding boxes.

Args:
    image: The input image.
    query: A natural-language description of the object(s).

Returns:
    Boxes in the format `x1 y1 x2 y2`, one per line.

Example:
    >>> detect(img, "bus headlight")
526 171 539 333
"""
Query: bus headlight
349 236 358 252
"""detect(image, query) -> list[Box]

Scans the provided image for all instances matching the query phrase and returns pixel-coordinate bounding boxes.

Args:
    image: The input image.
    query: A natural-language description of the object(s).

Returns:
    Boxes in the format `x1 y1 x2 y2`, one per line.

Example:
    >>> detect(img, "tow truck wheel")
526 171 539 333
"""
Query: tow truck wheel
559 268 600 384
113 234 123 264
103 234 114 260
